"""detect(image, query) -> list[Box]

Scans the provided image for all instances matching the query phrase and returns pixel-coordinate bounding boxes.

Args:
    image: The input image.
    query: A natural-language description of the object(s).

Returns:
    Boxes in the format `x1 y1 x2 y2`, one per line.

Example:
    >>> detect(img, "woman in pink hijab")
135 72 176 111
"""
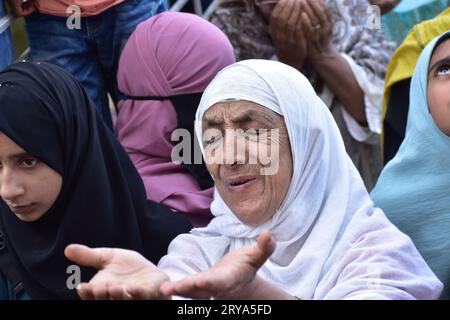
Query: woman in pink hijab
116 12 235 227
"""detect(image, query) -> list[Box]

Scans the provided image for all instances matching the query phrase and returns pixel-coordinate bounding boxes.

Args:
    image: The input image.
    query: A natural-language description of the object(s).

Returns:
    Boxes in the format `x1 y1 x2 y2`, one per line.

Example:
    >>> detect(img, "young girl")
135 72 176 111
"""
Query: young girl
371 31 450 299
0 62 192 299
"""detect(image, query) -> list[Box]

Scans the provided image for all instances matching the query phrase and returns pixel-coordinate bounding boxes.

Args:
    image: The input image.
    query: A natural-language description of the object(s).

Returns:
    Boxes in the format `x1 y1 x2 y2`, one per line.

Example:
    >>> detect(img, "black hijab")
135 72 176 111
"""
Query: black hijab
0 62 192 299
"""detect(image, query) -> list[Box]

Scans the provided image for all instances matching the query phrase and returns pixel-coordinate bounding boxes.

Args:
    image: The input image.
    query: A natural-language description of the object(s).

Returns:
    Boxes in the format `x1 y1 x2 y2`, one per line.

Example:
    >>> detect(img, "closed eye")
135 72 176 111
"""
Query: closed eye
203 129 223 146
204 135 222 146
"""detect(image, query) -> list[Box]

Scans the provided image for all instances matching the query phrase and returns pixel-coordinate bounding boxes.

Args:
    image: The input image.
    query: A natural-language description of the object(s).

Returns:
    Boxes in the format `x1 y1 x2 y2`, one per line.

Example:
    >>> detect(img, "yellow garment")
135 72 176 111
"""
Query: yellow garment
381 8 450 152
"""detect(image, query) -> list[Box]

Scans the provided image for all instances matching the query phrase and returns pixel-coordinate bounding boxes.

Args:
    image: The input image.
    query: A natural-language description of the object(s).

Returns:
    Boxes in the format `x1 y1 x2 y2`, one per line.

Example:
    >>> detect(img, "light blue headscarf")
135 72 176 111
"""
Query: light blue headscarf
371 31 450 299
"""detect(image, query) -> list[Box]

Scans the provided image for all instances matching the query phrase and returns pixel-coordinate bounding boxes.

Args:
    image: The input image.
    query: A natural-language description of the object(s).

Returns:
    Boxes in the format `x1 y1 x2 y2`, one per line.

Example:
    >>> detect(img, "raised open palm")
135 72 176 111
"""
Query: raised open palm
65 245 168 300
160 231 276 300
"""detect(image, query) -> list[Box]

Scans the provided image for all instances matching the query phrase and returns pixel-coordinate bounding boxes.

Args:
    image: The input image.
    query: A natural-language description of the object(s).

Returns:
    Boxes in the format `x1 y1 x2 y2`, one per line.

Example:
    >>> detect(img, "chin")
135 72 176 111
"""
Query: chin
15 212 44 222
15 215 34 222
233 206 267 226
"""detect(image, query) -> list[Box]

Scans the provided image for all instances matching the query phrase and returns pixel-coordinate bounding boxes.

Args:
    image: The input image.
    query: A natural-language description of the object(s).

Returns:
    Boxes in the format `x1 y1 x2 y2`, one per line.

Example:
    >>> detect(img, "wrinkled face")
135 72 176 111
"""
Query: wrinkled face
428 38 450 136
202 101 293 226
0 132 62 222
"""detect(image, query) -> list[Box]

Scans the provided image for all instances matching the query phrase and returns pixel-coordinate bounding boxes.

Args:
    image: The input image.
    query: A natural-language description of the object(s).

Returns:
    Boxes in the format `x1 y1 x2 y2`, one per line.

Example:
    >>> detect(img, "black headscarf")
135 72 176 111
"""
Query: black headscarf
0 62 192 299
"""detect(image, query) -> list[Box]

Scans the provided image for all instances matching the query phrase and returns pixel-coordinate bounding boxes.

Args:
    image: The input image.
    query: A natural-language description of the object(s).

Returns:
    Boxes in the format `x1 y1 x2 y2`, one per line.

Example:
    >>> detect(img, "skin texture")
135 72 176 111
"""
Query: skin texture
0 131 62 222
428 38 450 136
202 100 293 227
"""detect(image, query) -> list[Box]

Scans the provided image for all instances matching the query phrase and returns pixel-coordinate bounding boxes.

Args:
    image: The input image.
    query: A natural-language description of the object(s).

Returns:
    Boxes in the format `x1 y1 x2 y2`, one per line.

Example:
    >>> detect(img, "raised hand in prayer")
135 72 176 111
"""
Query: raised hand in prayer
160 231 292 300
299 0 366 124
300 0 335 64
269 0 308 70
64 245 169 300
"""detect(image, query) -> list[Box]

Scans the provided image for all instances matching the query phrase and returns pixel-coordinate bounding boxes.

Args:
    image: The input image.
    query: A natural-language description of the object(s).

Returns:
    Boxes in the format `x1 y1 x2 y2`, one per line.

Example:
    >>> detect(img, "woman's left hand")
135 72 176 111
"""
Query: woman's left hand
301 0 337 64
160 231 276 300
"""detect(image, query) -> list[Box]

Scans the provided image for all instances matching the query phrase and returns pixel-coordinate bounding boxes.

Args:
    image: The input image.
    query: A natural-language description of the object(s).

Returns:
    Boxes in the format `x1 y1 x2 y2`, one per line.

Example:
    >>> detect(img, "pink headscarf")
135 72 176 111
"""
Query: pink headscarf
116 12 235 227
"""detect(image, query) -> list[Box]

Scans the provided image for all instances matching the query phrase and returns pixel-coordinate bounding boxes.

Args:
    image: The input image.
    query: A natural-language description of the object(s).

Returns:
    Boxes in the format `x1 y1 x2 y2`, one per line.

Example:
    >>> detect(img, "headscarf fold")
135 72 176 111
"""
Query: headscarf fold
372 31 450 299
0 62 191 299
159 60 442 300
117 12 235 227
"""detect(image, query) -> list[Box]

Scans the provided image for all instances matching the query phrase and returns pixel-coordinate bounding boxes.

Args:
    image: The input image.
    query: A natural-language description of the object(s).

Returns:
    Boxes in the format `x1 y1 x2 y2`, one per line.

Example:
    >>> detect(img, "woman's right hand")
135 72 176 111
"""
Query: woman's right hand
65 245 169 300
269 0 307 70
160 231 276 300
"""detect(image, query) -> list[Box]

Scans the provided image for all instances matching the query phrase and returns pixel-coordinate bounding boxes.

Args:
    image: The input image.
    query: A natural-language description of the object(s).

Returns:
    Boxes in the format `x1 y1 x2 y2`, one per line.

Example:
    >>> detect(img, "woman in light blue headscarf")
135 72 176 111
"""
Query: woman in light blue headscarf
371 31 450 300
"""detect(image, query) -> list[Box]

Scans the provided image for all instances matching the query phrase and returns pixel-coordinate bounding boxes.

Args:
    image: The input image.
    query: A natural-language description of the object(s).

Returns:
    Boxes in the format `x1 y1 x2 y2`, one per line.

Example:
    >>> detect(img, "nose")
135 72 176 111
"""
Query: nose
0 168 25 203
223 129 246 167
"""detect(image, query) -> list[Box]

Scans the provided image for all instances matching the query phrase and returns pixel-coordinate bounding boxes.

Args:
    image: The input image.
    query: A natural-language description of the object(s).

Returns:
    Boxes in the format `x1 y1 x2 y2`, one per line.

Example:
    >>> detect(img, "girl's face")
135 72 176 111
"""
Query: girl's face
428 38 450 136
0 132 62 222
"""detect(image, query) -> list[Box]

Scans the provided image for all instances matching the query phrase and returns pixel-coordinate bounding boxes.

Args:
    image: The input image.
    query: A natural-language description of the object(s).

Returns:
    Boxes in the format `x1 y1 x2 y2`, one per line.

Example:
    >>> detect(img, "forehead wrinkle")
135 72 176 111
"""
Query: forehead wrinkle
204 102 281 129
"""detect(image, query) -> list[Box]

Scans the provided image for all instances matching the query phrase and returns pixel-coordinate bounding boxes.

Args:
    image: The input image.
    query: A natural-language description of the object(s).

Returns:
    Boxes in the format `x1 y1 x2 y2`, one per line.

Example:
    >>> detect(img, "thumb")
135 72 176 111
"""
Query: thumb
160 281 175 299
251 230 276 268
257 231 276 255
65 244 114 270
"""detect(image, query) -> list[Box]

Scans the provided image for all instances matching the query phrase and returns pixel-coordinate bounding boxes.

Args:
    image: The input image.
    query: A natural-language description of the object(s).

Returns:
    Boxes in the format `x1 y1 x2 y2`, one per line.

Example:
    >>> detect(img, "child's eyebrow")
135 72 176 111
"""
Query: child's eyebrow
7 152 34 161
429 56 450 75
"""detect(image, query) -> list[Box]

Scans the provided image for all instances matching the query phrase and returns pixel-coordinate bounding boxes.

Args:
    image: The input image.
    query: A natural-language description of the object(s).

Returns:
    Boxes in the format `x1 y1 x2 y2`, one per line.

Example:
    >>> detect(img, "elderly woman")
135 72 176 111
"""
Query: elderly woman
207 0 395 190
65 60 441 300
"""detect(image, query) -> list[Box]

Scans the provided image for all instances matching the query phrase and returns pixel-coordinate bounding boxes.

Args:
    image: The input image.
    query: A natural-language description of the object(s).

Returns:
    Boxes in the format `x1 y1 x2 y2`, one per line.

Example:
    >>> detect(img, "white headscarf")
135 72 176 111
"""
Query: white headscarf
159 60 442 299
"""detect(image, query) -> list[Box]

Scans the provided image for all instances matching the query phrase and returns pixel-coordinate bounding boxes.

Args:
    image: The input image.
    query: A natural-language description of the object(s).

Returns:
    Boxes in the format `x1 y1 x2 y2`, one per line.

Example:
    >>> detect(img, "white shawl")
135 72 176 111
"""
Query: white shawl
158 60 442 299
